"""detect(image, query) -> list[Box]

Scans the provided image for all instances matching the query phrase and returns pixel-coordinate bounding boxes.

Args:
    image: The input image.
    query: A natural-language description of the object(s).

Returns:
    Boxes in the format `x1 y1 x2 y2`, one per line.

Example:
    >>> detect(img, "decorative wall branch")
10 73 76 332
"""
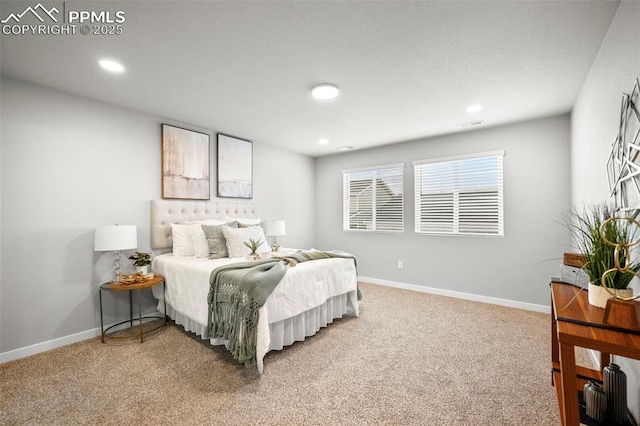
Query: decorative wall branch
608 78 640 209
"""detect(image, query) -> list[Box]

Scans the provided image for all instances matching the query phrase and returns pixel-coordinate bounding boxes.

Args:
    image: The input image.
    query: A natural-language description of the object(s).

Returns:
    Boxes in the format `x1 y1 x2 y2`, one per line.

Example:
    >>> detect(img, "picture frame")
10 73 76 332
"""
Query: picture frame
217 133 253 199
161 124 210 200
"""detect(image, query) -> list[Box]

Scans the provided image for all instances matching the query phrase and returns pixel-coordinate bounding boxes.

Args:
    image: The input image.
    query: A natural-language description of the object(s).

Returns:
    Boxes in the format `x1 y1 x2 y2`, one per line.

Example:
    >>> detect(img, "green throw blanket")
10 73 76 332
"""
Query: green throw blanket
205 250 359 367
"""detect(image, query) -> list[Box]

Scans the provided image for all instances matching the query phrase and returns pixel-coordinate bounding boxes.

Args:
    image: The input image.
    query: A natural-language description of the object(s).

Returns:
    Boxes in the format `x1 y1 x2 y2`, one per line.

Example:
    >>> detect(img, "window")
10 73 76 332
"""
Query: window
343 163 404 232
413 151 504 236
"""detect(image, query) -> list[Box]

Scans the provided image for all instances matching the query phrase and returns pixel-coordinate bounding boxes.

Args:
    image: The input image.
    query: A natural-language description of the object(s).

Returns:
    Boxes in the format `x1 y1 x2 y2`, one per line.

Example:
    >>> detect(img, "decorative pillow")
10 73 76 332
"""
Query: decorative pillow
188 224 209 258
222 226 270 258
224 217 262 228
170 223 194 257
202 222 238 259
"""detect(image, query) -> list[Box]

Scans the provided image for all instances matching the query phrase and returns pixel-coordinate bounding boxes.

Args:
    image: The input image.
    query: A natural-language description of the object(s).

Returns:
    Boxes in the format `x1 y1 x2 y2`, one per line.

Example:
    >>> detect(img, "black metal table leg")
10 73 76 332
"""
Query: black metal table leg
99 288 105 343
138 288 144 342
129 291 133 327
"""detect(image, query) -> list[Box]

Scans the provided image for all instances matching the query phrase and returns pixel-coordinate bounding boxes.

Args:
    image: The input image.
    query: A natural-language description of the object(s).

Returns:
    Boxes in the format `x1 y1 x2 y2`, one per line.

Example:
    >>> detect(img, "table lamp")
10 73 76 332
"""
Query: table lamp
94 225 137 283
264 220 286 251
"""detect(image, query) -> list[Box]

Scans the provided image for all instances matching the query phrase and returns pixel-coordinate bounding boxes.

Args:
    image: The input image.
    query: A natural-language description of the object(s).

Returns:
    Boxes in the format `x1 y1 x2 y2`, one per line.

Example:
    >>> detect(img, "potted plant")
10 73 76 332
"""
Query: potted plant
243 238 264 260
564 203 638 308
128 251 152 274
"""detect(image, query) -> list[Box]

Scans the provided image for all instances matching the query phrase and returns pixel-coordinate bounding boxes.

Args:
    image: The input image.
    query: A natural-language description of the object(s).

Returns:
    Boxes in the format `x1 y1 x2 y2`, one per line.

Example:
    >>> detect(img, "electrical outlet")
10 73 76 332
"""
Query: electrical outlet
397 260 403 269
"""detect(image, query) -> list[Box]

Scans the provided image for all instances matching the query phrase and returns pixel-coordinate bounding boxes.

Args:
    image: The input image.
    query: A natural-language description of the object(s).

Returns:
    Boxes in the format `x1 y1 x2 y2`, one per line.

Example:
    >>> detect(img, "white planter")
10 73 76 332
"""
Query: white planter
136 265 149 274
587 283 633 309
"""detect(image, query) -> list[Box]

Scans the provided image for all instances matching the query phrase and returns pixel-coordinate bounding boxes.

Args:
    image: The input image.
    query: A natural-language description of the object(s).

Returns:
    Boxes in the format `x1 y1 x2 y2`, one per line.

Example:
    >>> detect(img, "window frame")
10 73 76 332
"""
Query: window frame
342 163 405 233
413 151 504 237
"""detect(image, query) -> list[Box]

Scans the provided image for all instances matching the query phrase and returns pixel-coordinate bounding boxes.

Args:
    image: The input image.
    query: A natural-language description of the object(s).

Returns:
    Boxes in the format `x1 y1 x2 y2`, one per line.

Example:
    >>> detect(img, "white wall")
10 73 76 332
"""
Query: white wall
0 77 315 356
315 114 572 307
571 0 640 419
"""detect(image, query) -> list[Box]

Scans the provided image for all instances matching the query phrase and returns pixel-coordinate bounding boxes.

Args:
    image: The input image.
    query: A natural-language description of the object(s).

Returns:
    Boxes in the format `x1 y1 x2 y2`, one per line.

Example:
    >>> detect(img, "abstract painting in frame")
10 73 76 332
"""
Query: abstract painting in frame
217 133 253 199
161 124 210 200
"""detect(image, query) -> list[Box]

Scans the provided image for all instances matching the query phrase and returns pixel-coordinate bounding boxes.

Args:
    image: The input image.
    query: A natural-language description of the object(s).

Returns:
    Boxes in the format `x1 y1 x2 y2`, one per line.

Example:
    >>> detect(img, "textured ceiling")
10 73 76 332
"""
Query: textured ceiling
0 1 619 156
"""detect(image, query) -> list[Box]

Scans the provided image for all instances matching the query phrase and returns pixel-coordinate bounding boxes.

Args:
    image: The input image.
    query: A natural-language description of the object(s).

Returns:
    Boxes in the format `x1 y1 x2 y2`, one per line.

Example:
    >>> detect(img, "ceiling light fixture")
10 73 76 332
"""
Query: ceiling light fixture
466 105 483 113
318 139 329 145
98 59 125 74
311 83 340 100
338 145 356 151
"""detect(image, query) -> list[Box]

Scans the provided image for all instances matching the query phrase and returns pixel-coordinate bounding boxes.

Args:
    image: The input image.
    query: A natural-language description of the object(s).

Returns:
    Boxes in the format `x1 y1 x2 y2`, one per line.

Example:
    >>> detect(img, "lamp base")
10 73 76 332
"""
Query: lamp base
113 250 122 283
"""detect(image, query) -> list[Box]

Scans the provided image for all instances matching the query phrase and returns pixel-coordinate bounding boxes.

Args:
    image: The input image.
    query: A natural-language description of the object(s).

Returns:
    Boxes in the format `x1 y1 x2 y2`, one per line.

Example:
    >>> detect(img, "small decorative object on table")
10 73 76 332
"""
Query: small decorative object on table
243 238 264 260
562 204 639 308
128 251 152 275
603 363 627 424
584 380 607 422
117 271 153 284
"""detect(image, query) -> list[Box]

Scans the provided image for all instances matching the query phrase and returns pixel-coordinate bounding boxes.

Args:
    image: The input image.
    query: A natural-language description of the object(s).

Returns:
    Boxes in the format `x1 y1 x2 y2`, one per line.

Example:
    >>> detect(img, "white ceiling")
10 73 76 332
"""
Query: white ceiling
0 1 619 157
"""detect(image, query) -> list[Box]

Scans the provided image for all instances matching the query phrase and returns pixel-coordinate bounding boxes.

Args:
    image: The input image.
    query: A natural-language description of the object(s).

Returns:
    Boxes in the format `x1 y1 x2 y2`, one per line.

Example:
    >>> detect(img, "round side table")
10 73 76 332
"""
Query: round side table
99 275 167 343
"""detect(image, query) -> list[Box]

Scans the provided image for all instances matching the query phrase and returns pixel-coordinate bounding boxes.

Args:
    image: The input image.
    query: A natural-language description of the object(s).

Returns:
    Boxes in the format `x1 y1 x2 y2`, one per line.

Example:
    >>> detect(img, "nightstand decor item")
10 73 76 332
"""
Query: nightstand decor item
94 225 137 283
128 251 151 274
603 363 627 424
118 271 153 284
583 381 607 422
264 220 286 251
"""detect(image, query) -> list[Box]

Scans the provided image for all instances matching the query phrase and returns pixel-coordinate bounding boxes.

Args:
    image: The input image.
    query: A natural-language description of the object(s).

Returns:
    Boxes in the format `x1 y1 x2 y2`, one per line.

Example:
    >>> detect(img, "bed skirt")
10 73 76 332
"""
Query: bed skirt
157 291 357 373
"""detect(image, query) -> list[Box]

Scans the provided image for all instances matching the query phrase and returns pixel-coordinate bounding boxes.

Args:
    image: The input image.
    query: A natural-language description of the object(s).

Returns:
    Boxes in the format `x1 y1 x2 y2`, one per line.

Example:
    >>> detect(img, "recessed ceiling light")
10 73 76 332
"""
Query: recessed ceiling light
338 145 356 151
466 104 483 113
311 83 340 100
457 120 485 128
99 59 125 74
318 139 329 145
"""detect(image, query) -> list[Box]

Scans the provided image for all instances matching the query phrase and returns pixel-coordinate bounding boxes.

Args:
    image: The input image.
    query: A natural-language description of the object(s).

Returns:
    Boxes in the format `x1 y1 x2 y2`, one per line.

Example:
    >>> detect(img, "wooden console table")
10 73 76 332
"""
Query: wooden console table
551 281 640 425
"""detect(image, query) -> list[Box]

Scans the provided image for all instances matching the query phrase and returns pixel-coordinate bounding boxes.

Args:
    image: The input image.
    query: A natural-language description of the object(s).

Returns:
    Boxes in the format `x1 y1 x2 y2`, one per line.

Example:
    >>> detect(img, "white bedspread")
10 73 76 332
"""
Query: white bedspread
151 253 358 372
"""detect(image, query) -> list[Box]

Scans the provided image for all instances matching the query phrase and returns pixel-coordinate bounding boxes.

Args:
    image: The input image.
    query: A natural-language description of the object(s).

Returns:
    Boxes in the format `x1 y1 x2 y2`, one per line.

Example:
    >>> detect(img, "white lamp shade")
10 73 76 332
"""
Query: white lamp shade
94 225 137 251
264 220 286 237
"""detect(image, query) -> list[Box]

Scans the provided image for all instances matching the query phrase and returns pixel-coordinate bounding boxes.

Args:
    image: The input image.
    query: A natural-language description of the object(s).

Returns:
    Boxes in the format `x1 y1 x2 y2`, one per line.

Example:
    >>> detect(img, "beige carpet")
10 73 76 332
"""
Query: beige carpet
1 282 584 425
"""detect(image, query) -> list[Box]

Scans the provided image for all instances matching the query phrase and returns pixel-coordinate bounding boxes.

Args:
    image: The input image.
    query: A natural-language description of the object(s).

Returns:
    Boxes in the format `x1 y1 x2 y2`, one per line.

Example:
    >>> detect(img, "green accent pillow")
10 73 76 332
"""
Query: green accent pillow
202 222 238 258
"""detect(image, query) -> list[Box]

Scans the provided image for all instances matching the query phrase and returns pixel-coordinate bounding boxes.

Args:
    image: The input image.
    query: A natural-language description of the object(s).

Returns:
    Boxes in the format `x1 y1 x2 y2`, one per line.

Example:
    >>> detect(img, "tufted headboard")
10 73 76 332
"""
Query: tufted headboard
150 199 260 251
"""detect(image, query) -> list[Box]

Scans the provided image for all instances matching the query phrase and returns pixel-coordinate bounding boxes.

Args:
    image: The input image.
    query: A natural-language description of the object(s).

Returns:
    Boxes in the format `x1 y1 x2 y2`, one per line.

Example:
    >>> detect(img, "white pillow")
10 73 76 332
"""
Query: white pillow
188 224 209 258
170 223 194 256
222 226 270 258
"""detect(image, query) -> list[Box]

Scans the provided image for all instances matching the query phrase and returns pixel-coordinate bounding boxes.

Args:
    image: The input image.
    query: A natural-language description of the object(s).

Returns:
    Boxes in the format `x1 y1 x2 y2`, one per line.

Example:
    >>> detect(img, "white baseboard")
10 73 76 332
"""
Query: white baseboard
359 276 550 313
0 311 164 364
0 327 102 364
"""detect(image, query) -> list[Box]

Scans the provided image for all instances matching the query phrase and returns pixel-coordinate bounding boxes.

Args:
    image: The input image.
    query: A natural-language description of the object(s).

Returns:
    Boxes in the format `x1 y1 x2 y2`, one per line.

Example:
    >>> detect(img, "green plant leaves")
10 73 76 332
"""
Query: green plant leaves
242 238 264 254
564 203 640 289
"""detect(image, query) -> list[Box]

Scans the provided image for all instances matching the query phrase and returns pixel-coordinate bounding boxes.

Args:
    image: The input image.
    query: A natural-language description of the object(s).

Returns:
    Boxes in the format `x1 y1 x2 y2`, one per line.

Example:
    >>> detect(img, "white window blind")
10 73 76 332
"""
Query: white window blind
342 163 404 232
413 151 504 236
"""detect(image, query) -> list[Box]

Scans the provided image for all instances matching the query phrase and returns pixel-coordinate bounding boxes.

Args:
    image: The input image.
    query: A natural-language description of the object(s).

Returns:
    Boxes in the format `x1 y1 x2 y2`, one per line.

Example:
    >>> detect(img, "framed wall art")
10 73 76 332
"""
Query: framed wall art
161 124 210 200
217 133 253 199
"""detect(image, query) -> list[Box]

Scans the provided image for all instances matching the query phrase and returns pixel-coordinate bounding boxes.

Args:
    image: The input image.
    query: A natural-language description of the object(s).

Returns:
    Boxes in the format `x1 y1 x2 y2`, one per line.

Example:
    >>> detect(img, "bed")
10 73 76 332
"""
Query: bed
149 200 359 373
